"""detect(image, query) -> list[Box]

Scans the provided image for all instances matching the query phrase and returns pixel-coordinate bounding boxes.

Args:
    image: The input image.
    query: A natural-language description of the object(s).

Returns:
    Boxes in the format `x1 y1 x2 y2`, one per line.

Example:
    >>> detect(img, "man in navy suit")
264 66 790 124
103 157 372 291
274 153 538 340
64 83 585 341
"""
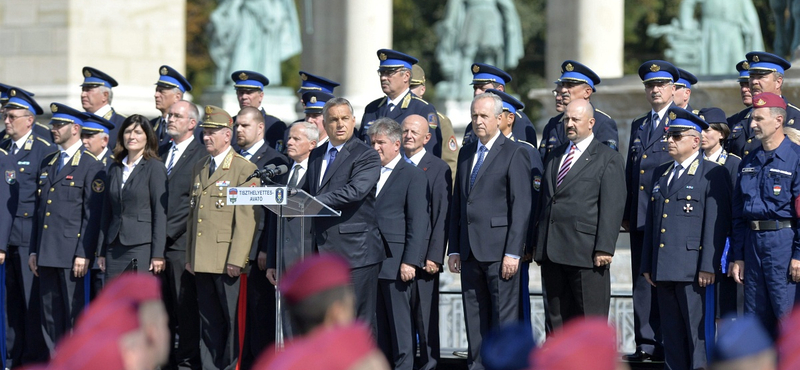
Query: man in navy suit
447 92 532 369
368 118 428 370
302 97 384 332
401 114 451 370
79 67 126 150
159 100 206 370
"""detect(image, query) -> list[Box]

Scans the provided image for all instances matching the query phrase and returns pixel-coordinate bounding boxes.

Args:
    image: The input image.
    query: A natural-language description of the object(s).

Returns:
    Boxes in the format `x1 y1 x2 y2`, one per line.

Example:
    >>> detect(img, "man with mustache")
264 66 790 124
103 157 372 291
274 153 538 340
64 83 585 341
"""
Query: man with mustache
726 52 800 157
623 60 681 363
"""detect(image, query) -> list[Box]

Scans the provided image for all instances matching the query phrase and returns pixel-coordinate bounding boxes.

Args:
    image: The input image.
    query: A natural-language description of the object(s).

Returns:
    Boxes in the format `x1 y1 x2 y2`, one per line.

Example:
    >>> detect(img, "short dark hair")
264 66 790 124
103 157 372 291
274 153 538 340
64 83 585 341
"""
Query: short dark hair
113 114 159 163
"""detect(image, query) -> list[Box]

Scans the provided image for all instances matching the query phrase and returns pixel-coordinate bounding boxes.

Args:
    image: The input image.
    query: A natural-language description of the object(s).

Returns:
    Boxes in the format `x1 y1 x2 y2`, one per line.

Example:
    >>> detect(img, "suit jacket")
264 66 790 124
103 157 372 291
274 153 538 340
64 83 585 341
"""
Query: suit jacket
538 109 620 157
624 106 676 230
360 91 442 157
151 116 204 148
186 149 258 274
534 139 626 268
266 165 313 269
1 132 53 249
100 157 168 258
245 143 289 261
641 157 731 281
418 151 452 265
448 134 532 262
160 140 207 251
375 159 430 279
33 148 106 268
303 137 384 268
463 111 538 149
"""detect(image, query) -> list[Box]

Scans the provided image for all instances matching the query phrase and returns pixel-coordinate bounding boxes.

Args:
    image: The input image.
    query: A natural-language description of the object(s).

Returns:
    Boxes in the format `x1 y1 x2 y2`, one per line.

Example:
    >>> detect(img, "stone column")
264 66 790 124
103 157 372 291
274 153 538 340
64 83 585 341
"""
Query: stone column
0 0 186 117
545 0 624 84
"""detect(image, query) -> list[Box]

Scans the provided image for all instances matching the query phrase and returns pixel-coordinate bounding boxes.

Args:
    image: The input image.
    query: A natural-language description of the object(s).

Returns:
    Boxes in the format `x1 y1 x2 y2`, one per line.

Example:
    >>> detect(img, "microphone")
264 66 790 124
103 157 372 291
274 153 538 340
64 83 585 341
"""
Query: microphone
245 164 288 181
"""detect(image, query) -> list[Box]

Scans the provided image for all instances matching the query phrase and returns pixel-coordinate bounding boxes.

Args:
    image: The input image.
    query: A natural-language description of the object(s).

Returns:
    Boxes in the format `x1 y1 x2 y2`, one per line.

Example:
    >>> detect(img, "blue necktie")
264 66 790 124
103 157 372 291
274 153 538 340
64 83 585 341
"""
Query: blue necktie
405 157 414 165
469 146 487 191
56 152 68 174
327 148 338 171
166 145 177 176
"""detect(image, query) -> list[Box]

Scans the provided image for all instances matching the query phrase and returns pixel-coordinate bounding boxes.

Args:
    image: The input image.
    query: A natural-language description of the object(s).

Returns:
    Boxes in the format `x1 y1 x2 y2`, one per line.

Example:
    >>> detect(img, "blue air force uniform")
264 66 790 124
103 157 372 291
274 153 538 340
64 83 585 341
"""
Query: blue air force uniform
641 108 731 370
360 49 442 157
80 67 126 150
231 70 287 152
0 85 52 144
151 65 200 147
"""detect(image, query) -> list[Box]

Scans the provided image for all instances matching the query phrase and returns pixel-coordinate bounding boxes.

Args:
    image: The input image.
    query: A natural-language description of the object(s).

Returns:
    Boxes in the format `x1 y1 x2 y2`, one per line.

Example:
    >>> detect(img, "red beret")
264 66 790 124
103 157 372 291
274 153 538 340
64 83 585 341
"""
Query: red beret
279 253 352 304
529 318 617 370
253 322 378 370
779 307 800 370
73 273 160 335
753 92 787 110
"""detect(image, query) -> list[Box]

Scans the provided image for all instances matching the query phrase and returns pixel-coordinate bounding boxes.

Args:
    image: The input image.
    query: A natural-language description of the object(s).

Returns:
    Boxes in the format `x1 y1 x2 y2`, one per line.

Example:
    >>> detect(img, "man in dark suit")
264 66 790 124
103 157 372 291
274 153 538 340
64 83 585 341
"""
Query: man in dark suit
231 71 287 152
159 100 206 370
29 103 106 353
151 65 196 147
1 88 51 366
360 49 442 157
623 60 681 362
235 106 288 370
302 97 383 332
641 107 730 370
368 118 428 370
535 98 626 330
447 92 532 369
79 67 126 149
401 114 451 370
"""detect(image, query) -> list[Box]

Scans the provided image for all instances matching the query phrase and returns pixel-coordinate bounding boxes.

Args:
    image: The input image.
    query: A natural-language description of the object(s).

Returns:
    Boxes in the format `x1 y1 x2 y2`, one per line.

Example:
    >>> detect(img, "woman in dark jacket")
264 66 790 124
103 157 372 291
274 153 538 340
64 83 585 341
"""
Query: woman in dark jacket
98 114 167 280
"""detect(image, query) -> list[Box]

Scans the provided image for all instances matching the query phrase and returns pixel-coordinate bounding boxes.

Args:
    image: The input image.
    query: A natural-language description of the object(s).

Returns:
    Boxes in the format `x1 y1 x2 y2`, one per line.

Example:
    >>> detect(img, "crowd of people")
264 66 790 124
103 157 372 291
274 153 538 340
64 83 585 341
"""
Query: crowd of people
2 46 800 370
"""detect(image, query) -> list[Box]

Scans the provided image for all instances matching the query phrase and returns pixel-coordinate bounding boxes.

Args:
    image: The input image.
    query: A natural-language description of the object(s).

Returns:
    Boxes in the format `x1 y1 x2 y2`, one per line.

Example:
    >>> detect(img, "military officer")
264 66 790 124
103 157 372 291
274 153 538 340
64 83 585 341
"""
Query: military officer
297 71 339 94
0 84 51 143
2 88 51 366
623 60 681 362
79 67 126 150
185 105 258 370
726 60 754 148
642 107 731 370
360 49 442 157
80 113 116 168
0 148 12 248
538 60 619 157
230 70 287 153
29 103 106 353
409 64 459 180
301 91 334 147
462 63 537 148
727 52 800 158
674 68 698 111
729 93 800 338
152 65 195 147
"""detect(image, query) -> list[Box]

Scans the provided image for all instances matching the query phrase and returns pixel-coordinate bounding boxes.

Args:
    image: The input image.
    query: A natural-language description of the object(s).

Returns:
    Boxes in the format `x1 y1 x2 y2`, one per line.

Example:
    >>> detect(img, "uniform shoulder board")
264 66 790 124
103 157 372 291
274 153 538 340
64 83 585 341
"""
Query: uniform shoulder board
36 137 52 146
233 153 248 160
728 153 742 160
788 103 800 112
373 97 386 108
633 112 648 121
437 112 446 120
594 109 611 118
83 151 99 160
45 150 60 165
411 95 430 105
0 148 7 155
35 122 50 130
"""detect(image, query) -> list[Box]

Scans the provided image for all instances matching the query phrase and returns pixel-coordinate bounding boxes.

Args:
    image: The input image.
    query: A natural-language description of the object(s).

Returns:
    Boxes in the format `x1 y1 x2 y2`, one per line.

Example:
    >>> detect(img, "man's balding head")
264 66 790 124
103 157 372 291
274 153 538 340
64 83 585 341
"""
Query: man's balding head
401 114 431 157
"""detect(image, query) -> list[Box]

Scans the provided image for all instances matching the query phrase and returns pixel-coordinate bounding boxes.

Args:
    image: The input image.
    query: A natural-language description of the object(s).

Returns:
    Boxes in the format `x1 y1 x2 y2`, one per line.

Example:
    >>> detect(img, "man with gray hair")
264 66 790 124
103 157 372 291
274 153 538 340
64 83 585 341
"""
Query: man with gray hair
447 92 532 369
368 117 428 369
80 67 126 150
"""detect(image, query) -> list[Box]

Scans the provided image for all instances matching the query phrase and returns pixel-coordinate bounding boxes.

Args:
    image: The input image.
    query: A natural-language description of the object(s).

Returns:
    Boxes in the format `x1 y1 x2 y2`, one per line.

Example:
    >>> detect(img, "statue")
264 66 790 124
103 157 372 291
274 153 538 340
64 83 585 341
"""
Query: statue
434 0 524 100
647 0 763 75
208 0 302 87
770 0 800 60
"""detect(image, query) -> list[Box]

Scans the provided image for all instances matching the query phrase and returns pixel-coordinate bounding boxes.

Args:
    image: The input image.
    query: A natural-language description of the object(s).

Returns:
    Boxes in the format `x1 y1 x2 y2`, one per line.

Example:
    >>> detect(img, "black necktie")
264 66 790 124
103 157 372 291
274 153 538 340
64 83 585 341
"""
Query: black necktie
208 159 216 178
288 164 301 187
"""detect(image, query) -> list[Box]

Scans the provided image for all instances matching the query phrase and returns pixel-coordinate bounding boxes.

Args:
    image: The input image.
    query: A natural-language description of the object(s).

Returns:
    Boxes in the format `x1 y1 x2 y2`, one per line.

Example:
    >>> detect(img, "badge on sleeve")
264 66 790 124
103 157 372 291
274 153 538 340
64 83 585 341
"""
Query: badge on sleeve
427 113 438 129
533 176 541 191
448 136 458 152
5 170 15 185
774 185 782 196
92 179 105 193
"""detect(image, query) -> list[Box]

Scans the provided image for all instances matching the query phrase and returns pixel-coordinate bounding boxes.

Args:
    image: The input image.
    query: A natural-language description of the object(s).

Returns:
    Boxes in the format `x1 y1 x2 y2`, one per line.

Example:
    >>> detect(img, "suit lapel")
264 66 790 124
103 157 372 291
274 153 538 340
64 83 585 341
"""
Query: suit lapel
472 134 506 187
122 159 146 194
320 140 352 190
665 157 699 198
555 140 598 191
377 161 404 200
548 143 569 194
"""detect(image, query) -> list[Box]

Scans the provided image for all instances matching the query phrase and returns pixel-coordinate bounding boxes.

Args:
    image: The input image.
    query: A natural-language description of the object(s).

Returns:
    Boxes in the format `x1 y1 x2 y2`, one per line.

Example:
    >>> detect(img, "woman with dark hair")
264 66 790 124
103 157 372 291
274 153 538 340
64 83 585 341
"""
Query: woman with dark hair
99 114 168 280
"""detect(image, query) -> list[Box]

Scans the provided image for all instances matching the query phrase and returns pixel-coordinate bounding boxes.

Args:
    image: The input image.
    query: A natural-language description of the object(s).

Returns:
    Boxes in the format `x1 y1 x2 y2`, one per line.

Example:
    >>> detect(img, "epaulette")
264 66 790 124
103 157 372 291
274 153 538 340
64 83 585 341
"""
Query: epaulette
0 148 7 155
633 112 648 120
789 103 800 112
375 97 386 108
728 153 742 160
83 151 99 160
660 160 674 176
233 153 247 160
411 95 430 105
36 137 52 146
401 94 412 109
517 140 536 150
35 122 50 130
594 109 611 118
437 112 446 120
46 151 60 166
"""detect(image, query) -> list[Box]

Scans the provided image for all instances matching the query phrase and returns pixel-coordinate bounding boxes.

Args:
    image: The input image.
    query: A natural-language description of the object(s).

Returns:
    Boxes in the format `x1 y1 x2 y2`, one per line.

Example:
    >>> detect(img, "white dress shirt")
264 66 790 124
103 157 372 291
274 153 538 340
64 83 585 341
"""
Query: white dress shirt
319 141 345 186
121 155 143 189
376 154 401 196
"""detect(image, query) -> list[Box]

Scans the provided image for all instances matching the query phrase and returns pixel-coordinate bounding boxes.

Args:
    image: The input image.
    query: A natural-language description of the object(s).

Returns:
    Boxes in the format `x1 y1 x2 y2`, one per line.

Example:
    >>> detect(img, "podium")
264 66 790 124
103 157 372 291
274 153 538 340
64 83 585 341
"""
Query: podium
260 187 340 347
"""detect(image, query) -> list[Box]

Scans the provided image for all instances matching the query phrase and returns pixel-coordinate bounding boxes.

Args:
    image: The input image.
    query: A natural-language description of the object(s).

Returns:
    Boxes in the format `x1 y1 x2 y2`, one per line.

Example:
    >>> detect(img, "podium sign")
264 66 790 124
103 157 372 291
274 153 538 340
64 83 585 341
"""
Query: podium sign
226 186 287 206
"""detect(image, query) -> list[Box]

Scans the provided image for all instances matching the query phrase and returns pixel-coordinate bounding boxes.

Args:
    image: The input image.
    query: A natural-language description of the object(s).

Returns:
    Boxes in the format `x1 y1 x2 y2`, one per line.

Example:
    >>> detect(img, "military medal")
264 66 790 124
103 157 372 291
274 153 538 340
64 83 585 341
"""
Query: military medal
684 203 693 213
774 185 782 196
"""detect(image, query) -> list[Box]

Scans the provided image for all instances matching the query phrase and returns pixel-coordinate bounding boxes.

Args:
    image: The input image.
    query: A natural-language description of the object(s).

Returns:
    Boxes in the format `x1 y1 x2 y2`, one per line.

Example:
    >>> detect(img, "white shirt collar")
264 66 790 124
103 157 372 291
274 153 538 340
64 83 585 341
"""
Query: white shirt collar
405 148 426 166
92 104 112 118
705 147 724 162
477 129 502 153
242 139 265 156
12 130 32 151
99 147 109 159
292 157 309 170
211 146 233 167
675 151 700 171
325 140 346 154
122 154 144 169
383 152 402 171
316 136 329 147
60 140 84 159
569 133 595 154
172 135 194 152
387 89 410 107
651 105 671 121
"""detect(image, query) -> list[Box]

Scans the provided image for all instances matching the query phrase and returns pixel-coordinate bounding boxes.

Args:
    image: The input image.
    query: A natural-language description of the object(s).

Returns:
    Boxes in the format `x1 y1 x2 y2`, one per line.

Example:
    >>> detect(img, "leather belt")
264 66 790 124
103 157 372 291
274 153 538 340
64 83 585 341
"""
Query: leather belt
750 220 794 231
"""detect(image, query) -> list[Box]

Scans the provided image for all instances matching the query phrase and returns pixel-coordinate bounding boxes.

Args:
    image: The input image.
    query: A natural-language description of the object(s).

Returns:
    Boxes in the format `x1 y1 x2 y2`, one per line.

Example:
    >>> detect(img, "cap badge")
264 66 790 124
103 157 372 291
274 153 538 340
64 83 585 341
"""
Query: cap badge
753 55 760 62
472 65 480 73
9 89 16 97
699 114 704 120
239 72 248 81
51 104 58 113
379 53 387 61
205 106 213 114
743 61 750 69
160 67 168 75
650 64 660 72
565 63 574 72
83 70 91 78
310 96 317 104
756 98 766 106
300 73 308 81
669 112 677 120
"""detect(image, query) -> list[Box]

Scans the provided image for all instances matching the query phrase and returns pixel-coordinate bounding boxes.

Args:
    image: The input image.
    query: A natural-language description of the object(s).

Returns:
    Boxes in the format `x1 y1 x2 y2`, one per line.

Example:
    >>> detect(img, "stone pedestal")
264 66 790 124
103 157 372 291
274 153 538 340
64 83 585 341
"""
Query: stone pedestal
0 0 186 117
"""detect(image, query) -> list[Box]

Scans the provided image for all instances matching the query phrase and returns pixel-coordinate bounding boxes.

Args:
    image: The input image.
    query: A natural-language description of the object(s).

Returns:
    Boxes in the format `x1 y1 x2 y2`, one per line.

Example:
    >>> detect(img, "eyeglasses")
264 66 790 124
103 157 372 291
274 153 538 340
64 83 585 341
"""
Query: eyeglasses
166 113 186 120
50 121 74 129
377 69 403 77
644 82 673 90
2 113 31 122
665 132 698 141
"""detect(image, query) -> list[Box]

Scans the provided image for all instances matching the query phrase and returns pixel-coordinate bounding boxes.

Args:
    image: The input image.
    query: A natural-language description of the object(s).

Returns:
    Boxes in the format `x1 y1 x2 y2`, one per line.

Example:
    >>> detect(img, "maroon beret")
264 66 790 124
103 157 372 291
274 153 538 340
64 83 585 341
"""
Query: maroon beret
753 92 787 110
279 253 352 304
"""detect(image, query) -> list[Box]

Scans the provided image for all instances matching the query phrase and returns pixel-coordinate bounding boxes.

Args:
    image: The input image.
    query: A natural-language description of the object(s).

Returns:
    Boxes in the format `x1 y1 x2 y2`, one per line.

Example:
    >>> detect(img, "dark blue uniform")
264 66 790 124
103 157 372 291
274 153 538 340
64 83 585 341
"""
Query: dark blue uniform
731 137 800 337
538 109 619 158
726 101 800 157
463 110 537 149
360 91 442 157
0 149 12 248
642 156 731 369
33 147 105 352
101 108 126 151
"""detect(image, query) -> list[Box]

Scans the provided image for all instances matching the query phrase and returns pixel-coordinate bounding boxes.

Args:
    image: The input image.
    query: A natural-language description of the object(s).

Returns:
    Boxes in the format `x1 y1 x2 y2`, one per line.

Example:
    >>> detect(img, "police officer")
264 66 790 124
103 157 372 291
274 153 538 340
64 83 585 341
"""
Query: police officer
79 67 126 150
539 60 619 157
727 52 800 158
462 63 537 148
726 61 754 147
360 49 442 157
729 92 800 338
409 64 459 180
641 107 731 370
674 68 698 111
185 105 258 370
288 72 340 143
297 71 340 95
231 70 287 152
0 84 51 143
152 65 194 147
301 91 334 147
29 103 106 353
2 88 51 366
80 113 116 168
623 60 681 362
